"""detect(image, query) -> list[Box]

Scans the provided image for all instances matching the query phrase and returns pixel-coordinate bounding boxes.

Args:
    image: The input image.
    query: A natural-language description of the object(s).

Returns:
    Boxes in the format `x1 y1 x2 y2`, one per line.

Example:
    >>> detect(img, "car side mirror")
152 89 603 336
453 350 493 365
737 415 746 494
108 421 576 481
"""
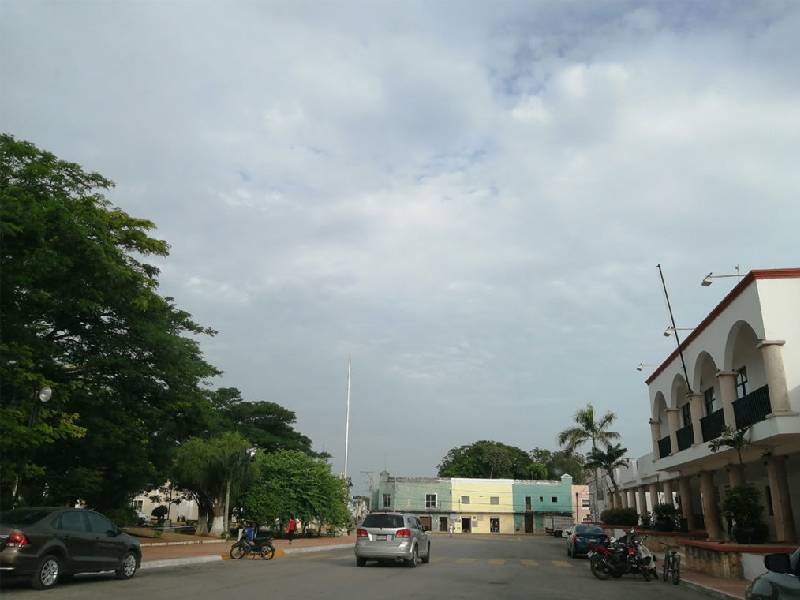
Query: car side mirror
765 553 791 574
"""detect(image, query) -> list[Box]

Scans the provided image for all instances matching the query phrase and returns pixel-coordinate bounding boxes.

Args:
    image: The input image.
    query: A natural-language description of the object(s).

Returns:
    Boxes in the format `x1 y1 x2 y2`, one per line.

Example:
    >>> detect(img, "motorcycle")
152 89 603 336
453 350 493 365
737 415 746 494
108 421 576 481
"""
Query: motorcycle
230 526 276 560
588 530 657 581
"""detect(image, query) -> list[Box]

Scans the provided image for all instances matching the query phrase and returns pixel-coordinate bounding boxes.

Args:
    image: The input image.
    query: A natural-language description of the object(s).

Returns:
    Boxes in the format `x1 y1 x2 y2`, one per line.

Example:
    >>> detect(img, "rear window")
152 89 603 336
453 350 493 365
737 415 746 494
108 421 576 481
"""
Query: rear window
362 514 404 528
575 525 604 535
0 509 52 526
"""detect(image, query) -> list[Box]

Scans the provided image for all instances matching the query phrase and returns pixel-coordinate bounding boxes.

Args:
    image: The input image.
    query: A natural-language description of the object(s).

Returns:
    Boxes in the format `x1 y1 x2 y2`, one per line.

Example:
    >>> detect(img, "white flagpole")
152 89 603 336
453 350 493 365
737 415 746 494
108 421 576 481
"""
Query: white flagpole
344 357 351 481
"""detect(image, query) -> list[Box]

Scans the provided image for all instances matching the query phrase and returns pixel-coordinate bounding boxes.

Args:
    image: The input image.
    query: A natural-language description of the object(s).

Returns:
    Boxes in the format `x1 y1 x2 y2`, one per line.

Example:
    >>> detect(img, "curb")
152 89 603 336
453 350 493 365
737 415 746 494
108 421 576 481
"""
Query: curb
140 555 223 570
139 539 227 547
283 543 354 555
681 578 744 600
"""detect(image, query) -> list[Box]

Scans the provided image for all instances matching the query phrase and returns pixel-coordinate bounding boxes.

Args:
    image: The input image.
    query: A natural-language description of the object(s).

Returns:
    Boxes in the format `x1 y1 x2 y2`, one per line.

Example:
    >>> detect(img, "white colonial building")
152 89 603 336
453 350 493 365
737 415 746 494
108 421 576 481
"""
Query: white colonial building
607 269 800 542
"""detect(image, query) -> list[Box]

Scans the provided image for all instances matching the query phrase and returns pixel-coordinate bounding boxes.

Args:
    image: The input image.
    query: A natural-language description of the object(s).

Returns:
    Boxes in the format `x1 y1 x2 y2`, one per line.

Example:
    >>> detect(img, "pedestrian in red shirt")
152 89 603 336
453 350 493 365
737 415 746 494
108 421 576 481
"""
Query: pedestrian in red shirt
287 515 297 544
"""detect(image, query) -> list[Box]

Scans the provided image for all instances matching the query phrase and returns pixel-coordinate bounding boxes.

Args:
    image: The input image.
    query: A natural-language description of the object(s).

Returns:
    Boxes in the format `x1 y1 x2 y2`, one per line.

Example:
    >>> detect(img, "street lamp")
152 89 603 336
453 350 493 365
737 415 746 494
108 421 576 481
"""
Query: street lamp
701 265 744 287
663 326 695 337
38 386 52 403
636 362 654 372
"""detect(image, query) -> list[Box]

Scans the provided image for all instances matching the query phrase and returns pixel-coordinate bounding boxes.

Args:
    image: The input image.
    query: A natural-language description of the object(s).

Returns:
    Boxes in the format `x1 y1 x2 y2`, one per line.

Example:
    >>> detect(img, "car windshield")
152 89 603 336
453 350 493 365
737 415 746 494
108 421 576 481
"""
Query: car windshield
362 514 404 528
0 508 53 526
575 525 604 535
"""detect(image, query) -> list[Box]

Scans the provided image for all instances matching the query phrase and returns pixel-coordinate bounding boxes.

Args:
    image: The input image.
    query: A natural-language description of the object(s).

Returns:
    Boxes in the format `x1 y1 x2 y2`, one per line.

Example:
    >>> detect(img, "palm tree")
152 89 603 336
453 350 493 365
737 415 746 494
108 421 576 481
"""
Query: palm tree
558 403 620 454
584 443 629 494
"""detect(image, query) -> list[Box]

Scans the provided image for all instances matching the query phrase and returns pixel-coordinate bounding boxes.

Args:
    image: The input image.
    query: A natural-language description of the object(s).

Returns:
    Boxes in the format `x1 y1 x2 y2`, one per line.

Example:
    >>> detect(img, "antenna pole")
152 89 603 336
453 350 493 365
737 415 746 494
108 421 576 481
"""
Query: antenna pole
344 357 351 481
657 264 692 392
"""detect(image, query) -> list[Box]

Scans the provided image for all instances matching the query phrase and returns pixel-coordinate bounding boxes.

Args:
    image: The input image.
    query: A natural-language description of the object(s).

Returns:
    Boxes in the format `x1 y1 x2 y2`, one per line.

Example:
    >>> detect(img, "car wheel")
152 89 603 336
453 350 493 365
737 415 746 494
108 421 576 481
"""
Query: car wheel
115 551 138 580
407 546 419 568
32 555 61 590
356 557 366 567
421 543 430 564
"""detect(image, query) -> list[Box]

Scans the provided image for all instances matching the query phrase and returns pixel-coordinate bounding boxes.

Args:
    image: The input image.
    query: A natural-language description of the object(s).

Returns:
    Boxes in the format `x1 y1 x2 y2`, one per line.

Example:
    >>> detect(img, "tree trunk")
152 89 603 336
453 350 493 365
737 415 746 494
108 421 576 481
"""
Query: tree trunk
209 497 225 535
223 479 231 535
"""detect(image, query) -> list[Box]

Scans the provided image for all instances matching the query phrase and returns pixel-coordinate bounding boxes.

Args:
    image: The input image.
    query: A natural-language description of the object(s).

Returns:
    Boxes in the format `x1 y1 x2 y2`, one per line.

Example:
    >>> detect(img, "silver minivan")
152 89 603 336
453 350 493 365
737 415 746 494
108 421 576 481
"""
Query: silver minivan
355 513 430 567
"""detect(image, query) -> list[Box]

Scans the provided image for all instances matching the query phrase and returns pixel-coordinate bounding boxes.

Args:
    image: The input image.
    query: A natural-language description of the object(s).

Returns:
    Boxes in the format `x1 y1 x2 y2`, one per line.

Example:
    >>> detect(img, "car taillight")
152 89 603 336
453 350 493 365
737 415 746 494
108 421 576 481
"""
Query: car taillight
357 528 368 538
395 528 411 538
8 531 29 547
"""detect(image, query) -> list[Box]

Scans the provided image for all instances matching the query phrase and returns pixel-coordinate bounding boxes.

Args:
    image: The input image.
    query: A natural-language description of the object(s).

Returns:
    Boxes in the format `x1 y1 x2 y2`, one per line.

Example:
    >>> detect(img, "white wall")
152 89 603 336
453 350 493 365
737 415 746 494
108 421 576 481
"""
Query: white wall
758 278 800 413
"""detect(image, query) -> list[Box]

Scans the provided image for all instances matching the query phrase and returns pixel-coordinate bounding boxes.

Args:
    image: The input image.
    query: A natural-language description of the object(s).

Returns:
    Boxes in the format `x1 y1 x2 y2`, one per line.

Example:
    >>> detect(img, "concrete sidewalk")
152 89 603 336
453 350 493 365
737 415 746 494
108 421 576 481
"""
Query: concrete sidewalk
682 569 748 600
140 535 355 568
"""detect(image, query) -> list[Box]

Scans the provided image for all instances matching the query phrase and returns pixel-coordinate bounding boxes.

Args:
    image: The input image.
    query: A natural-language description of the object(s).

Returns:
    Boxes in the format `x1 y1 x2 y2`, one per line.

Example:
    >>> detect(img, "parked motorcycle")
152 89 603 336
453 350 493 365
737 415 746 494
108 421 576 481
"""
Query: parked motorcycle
588 530 657 581
230 526 276 560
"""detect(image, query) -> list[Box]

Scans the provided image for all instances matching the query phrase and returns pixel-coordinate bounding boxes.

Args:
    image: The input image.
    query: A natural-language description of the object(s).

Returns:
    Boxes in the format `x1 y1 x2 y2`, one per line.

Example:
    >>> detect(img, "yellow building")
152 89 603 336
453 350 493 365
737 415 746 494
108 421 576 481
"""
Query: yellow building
450 478 515 534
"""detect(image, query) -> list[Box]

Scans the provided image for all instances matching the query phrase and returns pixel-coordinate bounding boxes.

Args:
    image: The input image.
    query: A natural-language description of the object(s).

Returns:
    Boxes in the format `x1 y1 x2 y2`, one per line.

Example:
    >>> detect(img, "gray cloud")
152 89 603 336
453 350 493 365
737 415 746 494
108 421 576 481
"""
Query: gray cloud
3 1 800 490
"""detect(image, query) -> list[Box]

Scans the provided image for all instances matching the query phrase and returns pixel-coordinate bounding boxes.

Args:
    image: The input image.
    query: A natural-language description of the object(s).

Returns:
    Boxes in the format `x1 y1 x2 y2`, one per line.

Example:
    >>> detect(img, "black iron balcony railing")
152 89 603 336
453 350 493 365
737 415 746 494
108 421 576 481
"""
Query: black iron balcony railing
701 409 725 442
676 424 694 451
658 435 671 459
734 385 771 430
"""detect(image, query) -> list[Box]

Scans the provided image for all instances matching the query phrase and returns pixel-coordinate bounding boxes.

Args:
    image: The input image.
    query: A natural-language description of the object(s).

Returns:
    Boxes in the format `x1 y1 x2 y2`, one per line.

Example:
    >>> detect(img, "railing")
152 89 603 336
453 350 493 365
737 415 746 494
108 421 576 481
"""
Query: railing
658 435 671 458
734 385 771 429
676 424 694 451
701 409 725 442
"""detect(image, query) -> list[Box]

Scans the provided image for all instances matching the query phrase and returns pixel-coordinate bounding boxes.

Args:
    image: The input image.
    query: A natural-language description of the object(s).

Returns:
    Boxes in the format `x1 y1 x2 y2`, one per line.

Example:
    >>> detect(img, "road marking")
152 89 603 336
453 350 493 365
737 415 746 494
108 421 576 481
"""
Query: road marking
551 560 573 568
519 559 538 567
455 558 477 564
488 559 506 566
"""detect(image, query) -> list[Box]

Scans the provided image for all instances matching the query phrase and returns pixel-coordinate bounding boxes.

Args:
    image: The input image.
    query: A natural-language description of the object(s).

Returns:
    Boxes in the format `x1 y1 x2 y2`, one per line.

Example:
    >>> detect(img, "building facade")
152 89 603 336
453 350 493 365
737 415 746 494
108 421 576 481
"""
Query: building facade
370 472 577 534
607 269 800 542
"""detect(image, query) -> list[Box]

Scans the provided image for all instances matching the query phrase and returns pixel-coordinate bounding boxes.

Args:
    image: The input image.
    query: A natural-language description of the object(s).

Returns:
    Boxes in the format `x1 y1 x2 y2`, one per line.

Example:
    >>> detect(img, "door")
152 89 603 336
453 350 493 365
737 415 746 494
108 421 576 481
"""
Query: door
419 516 432 532
490 518 500 533
86 511 125 570
439 517 448 532
55 510 93 571
461 517 471 533
524 513 534 534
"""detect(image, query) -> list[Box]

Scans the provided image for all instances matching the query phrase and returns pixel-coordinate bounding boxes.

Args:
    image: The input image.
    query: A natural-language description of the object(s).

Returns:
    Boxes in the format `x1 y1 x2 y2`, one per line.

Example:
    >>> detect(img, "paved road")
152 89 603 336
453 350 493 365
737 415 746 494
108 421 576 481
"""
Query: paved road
1 535 711 599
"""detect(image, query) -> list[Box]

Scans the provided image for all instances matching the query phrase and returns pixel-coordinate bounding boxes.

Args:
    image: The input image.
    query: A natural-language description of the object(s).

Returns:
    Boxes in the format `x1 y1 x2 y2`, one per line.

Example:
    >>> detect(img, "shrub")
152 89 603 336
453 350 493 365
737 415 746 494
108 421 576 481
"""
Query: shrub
104 506 139 527
600 507 638 526
640 511 652 529
652 502 678 531
722 485 767 543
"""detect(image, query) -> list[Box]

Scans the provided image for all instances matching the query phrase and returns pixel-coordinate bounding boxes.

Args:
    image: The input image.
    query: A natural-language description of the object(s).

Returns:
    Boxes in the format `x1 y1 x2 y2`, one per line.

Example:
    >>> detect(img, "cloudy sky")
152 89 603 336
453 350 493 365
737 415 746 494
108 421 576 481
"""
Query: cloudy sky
3 1 800 491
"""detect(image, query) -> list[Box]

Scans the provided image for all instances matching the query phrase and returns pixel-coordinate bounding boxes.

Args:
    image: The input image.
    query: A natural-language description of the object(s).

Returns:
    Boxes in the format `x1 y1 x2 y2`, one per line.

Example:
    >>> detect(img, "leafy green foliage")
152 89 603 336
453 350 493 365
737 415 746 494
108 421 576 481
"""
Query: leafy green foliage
437 440 547 479
558 403 620 453
600 507 638 526
529 448 586 484
721 485 764 527
242 450 350 531
584 443 628 493
652 502 678 519
709 426 751 466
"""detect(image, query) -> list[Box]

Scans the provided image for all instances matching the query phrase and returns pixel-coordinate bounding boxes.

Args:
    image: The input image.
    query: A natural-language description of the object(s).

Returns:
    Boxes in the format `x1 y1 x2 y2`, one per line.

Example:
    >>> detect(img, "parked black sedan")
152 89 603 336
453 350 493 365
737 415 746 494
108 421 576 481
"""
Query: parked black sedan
0 507 141 589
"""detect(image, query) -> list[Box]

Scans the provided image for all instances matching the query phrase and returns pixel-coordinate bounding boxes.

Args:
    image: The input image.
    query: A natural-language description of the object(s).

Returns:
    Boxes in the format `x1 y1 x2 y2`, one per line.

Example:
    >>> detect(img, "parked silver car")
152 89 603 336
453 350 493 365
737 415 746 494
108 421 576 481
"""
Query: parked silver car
355 513 430 567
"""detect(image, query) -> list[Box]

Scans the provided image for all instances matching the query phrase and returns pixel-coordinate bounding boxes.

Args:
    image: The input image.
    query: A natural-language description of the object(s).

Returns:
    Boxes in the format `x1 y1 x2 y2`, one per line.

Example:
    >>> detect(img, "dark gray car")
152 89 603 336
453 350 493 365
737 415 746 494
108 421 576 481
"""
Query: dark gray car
355 512 430 567
0 507 141 589
746 549 800 599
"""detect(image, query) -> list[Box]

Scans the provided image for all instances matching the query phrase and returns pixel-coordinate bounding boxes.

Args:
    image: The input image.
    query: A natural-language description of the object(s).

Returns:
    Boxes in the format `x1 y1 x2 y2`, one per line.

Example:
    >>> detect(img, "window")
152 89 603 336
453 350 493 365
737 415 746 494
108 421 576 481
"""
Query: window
461 496 470 505
551 496 558 503
704 387 716 415
525 496 531 511
425 494 437 508
539 496 543 503
681 403 691 427
581 499 591 508
86 512 114 534
490 496 499 505
736 367 748 399
382 494 391 508
132 499 144 511
59 511 87 532
363 514 403 528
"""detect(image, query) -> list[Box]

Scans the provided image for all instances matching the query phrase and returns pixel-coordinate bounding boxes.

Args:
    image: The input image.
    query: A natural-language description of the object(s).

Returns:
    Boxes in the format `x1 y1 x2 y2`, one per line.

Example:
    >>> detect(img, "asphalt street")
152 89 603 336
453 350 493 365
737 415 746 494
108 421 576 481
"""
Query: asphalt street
0 535 712 600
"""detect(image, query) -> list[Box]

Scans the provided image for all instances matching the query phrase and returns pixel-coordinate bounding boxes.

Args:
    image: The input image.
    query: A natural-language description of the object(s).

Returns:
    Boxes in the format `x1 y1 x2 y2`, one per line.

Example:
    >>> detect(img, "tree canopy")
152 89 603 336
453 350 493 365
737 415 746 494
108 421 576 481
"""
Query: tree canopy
437 441 547 479
530 448 586 484
557 403 620 454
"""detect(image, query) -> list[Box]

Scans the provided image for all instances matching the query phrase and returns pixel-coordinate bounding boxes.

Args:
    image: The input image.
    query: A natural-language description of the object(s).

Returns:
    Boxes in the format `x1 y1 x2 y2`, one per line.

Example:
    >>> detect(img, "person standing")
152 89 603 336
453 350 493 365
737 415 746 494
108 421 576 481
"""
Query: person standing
287 515 297 544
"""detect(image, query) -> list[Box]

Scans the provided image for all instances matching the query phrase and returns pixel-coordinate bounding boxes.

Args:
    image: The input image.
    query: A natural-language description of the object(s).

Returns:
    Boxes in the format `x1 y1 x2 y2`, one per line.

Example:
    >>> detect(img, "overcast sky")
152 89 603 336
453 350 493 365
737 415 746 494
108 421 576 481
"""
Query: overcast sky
3 1 800 492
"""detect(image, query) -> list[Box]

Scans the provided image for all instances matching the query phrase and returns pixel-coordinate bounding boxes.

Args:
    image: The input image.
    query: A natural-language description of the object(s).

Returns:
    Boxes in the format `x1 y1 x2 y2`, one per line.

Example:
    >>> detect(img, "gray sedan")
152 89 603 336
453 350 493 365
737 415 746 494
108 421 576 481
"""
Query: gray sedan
355 513 430 567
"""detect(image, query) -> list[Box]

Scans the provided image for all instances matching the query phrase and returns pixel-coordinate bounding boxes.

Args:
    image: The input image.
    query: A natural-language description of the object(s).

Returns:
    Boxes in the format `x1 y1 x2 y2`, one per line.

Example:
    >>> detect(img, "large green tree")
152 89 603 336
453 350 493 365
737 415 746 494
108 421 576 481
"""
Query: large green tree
437 440 547 479
530 448 586 484
242 450 350 533
557 403 620 454
0 134 219 509
584 443 628 494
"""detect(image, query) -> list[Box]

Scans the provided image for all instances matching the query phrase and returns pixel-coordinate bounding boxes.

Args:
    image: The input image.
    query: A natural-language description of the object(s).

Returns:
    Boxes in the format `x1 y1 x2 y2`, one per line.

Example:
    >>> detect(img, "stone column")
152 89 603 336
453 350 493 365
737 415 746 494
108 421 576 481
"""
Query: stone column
758 341 793 415
717 371 738 430
688 393 705 445
649 419 662 458
637 487 647 517
620 491 628 509
627 490 636 511
767 455 797 542
678 476 696 530
699 471 722 541
666 408 681 455
663 479 674 507
608 491 616 509
648 482 659 510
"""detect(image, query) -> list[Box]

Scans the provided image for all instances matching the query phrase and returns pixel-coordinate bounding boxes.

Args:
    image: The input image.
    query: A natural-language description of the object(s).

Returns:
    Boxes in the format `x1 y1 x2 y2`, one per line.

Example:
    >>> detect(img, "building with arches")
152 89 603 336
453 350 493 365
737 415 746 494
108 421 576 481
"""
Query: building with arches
607 269 800 543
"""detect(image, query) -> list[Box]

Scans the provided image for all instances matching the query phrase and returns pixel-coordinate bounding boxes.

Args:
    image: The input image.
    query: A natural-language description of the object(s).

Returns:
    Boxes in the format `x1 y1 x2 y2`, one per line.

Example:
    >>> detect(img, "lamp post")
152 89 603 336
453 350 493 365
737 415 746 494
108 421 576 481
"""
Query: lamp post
663 326 695 337
636 362 654 372
701 265 744 287
13 386 53 506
